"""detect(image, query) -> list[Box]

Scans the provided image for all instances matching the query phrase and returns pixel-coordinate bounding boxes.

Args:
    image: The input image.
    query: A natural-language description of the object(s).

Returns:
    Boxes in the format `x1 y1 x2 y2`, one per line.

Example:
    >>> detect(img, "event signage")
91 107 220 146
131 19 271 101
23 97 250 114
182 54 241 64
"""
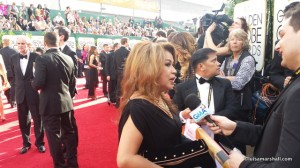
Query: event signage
273 0 300 57
234 0 267 71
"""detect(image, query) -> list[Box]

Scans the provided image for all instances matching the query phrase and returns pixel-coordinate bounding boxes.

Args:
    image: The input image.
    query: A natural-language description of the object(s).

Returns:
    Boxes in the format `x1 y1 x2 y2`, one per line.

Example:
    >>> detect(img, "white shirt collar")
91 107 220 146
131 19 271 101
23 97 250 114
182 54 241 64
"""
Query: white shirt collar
60 43 67 50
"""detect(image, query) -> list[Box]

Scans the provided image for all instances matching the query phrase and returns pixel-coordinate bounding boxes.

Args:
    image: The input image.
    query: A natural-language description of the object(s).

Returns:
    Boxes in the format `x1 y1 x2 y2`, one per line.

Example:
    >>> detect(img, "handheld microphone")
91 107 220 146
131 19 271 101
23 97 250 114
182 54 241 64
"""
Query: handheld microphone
184 93 216 125
184 93 235 150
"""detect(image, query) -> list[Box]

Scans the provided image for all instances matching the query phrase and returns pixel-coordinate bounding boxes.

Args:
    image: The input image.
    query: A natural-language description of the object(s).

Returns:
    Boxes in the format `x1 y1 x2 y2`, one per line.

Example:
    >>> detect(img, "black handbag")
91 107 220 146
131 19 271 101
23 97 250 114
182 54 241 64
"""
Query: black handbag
140 139 215 168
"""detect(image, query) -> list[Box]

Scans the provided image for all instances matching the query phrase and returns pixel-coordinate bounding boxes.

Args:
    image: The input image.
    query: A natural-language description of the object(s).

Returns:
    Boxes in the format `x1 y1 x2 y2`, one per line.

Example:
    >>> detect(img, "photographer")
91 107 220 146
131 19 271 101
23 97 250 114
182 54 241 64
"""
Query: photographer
203 17 249 57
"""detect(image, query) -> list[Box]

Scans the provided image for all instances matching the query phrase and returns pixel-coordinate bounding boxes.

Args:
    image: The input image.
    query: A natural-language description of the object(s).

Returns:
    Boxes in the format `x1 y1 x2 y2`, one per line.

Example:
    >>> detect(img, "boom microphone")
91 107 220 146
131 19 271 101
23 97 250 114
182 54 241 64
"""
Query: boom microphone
184 93 216 125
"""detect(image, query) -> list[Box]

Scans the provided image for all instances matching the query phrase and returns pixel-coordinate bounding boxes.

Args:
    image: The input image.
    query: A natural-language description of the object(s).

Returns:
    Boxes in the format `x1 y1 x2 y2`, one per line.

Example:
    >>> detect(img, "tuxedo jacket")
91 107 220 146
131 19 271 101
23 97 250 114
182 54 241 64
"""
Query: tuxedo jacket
105 51 117 80
0 46 18 78
173 77 239 121
11 52 39 104
31 48 76 116
231 76 300 167
100 51 108 76
62 44 78 74
114 46 129 72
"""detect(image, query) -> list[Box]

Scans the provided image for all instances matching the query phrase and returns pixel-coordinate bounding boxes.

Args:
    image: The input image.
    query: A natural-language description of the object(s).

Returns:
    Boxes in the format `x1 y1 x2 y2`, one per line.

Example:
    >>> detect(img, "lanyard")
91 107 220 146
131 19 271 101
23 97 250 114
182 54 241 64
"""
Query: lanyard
198 84 213 108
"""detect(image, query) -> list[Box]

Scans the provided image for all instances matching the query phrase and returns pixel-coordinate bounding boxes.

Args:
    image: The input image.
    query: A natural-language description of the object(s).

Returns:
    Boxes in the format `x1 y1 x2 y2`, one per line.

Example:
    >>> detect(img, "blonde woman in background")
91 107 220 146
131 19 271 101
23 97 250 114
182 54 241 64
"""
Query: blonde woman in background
0 54 8 121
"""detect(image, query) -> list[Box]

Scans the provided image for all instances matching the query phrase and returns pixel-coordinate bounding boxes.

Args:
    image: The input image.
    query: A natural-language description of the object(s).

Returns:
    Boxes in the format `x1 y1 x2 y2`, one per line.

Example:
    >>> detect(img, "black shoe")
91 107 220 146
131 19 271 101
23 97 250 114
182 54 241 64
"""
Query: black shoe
38 145 46 153
10 101 16 108
20 146 31 154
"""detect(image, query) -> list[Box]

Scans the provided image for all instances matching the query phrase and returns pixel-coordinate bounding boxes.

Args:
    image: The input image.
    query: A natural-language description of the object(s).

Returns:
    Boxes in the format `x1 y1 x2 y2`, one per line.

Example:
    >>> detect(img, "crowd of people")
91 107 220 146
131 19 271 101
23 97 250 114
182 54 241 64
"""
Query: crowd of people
1 1 300 168
0 1 172 38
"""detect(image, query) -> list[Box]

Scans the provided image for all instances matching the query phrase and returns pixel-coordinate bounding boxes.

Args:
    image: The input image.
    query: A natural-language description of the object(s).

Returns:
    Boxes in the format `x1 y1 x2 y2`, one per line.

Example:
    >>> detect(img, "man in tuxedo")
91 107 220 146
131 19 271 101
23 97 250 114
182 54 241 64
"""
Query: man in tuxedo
114 37 130 107
0 38 17 107
54 26 79 149
173 48 241 153
54 26 78 77
31 32 78 167
100 44 110 97
11 35 45 154
173 48 238 120
207 3 300 167
105 43 120 104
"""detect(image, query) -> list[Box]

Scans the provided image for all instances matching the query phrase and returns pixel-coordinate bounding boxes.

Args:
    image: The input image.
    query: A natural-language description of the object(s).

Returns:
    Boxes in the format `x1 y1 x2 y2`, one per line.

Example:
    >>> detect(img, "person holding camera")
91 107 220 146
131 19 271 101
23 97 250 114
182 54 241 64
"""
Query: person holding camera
203 17 249 57
206 3 300 167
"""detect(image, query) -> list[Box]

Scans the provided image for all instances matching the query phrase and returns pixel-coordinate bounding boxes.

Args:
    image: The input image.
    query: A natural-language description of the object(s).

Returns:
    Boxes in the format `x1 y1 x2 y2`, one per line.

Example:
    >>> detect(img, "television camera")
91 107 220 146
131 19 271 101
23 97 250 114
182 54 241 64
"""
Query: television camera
198 3 234 49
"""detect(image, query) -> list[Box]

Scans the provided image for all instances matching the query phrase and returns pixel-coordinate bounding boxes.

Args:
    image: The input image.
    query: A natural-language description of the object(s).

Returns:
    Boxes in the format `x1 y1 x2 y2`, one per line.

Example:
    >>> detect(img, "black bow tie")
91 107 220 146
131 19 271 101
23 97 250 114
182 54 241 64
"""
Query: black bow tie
20 54 27 59
199 77 214 84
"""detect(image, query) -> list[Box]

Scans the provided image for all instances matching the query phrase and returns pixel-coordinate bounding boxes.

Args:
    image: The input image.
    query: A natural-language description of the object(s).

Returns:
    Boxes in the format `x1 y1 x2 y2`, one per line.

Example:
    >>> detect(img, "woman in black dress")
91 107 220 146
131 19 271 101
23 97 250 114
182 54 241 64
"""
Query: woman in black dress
117 41 215 167
88 46 100 100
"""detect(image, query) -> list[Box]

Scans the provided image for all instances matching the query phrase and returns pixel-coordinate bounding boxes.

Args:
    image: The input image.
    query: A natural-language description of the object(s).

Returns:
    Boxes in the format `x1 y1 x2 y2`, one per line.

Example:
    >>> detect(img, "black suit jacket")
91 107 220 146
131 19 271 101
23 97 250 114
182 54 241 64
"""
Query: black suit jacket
100 51 108 76
269 49 293 90
231 76 300 167
173 77 239 120
114 46 129 73
62 45 78 75
11 52 39 104
0 46 18 78
31 48 76 116
105 51 117 80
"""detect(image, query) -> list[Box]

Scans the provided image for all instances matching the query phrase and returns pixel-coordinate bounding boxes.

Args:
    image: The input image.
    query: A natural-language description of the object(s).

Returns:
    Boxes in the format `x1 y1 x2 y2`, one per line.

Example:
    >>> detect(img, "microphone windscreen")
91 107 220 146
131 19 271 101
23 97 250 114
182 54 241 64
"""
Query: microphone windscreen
184 94 201 111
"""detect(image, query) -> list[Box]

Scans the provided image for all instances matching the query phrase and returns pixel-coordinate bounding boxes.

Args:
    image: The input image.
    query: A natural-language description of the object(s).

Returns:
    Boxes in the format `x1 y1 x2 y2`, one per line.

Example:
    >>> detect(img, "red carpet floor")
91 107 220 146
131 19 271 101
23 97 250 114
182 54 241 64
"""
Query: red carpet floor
0 78 119 168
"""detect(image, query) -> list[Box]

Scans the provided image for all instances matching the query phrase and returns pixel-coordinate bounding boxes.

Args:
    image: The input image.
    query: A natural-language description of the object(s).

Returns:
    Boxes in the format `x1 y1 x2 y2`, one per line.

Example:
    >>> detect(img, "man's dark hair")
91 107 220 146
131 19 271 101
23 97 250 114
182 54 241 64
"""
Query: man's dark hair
120 37 128 45
55 26 70 42
112 43 119 50
284 1 300 13
103 44 108 47
44 32 59 47
35 47 44 54
284 3 300 32
167 29 175 37
191 48 216 70
156 30 167 38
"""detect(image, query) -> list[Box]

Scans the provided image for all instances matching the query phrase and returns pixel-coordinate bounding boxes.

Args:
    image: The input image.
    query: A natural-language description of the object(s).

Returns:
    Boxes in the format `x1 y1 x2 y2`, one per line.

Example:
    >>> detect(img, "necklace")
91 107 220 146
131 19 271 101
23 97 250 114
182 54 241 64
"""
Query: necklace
155 98 173 119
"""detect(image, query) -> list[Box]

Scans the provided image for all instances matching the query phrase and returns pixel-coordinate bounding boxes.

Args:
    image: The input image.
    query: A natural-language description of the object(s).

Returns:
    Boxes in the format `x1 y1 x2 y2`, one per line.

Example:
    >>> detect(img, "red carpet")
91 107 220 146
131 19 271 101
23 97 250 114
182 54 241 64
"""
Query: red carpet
0 78 119 168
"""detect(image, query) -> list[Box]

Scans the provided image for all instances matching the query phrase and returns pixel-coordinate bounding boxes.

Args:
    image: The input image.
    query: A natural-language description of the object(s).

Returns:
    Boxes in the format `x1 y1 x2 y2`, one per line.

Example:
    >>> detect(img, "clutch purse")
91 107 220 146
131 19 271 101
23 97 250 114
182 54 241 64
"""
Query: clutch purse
140 139 215 168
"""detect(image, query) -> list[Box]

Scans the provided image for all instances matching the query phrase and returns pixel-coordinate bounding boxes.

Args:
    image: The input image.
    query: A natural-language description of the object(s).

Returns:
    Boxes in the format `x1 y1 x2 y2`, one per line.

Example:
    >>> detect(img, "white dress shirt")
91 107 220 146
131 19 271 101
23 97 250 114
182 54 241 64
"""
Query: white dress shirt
195 74 215 139
20 51 30 76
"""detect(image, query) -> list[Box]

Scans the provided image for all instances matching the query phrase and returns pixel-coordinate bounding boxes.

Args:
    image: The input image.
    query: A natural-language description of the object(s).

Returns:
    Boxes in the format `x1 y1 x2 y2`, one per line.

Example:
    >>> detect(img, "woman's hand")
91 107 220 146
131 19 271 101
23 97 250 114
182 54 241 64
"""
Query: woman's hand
181 108 191 120
219 70 225 77
206 22 217 34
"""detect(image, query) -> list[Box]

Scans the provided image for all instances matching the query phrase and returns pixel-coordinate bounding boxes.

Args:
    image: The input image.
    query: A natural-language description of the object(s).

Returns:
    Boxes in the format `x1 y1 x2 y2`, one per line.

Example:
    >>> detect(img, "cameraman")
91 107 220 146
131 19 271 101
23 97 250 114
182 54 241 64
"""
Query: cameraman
203 18 249 57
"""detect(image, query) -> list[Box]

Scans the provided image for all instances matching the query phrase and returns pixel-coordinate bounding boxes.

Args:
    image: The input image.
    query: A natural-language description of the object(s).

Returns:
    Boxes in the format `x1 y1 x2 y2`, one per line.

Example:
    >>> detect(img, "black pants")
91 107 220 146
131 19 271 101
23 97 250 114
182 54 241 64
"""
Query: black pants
77 62 84 77
42 111 78 168
84 68 90 89
17 98 44 147
116 70 124 108
101 74 108 96
108 79 117 103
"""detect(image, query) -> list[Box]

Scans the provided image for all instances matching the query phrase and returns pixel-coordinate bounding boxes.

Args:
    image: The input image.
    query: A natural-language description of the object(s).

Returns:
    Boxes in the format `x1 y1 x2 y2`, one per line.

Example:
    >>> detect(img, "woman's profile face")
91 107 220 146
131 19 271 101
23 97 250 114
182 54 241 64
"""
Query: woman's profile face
158 51 176 92
229 18 242 32
229 35 243 53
